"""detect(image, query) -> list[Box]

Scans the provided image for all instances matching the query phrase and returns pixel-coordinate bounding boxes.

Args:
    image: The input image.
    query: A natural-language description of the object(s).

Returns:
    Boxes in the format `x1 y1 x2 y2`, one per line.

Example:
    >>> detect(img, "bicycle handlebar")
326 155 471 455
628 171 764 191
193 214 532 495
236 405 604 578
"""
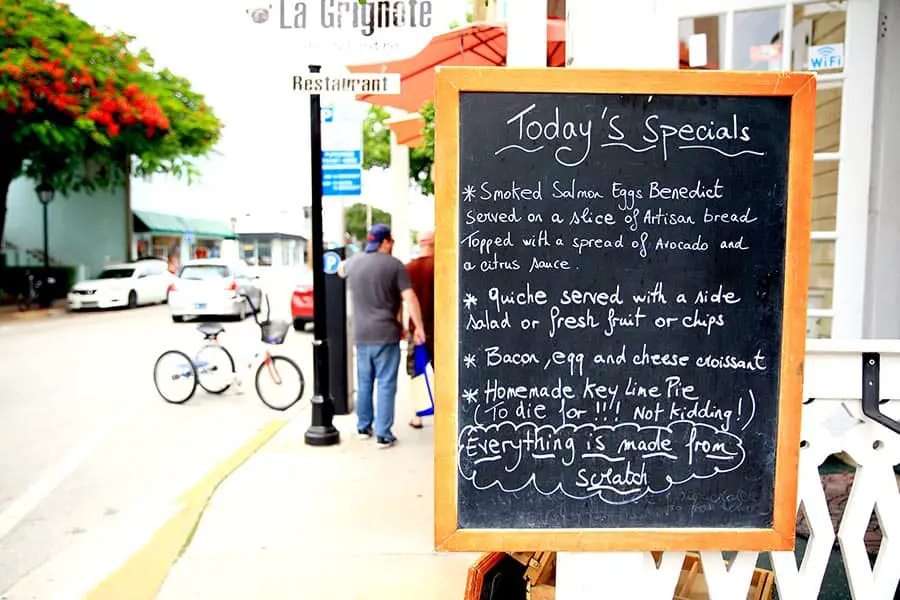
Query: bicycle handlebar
240 292 271 325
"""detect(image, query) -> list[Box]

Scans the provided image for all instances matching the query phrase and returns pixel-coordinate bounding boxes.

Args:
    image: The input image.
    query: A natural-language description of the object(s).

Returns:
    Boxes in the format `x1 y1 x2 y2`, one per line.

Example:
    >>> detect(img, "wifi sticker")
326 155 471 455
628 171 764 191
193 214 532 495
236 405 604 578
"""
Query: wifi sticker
808 43 844 71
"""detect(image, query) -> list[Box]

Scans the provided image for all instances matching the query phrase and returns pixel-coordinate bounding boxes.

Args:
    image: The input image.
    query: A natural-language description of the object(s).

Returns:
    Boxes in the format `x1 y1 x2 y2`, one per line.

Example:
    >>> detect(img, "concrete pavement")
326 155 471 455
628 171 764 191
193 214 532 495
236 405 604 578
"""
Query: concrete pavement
107 379 478 600
1 266 480 598
0 274 311 596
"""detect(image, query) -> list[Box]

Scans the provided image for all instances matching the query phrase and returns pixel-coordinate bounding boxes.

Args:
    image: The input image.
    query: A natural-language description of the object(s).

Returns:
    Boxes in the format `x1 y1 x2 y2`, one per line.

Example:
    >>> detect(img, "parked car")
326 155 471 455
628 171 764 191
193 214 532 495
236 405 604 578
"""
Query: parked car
67 260 174 311
291 283 314 331
168 259 262 323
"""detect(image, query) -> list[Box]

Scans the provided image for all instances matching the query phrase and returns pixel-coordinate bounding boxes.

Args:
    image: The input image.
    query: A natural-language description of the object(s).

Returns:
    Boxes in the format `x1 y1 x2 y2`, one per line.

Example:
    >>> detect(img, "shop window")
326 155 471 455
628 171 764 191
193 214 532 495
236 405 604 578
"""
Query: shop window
191 239 220 260
679 4 846 73
257 241 272 266
242 241 257 265
800 2 846 74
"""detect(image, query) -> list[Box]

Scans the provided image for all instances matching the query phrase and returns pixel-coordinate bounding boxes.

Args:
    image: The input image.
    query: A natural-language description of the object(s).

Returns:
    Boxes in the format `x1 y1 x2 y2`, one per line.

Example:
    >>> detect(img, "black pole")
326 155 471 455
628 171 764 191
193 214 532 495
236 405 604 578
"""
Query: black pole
42 201 49 269
305 64 340 447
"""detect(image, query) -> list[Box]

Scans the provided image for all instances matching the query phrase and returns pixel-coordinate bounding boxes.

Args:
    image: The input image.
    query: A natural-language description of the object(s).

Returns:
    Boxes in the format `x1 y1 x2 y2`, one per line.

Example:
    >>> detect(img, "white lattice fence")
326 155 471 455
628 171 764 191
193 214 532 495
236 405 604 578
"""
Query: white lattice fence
557 340 900 599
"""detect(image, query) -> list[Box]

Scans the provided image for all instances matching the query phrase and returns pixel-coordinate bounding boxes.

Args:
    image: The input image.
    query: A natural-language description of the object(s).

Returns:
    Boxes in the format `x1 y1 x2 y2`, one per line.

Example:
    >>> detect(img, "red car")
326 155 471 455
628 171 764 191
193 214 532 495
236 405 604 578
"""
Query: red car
292 280 408 339
291 284 314 331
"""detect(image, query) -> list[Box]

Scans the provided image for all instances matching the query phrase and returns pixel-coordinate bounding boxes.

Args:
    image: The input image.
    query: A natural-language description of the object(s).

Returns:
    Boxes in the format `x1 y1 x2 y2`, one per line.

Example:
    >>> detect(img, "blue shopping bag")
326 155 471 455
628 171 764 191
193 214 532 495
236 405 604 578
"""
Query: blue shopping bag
412 344 434 417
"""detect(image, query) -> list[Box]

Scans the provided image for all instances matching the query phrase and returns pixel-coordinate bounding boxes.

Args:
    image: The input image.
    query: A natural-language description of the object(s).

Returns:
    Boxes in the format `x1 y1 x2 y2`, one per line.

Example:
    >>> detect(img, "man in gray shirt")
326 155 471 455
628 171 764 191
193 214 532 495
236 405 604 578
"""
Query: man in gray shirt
339 224 426 448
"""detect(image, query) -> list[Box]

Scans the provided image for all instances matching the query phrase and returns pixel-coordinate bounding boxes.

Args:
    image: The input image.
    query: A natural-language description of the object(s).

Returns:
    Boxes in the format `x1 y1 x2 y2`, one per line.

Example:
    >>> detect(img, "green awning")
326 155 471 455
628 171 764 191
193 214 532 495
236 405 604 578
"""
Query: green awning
133 210 186 236
132 210 237 240
178 216 237 240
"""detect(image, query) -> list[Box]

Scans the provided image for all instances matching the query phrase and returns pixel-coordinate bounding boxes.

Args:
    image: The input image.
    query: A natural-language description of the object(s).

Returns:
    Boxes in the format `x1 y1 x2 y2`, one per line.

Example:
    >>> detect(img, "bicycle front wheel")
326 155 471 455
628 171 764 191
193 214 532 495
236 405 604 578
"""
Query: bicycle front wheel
195 344 235 394
255 355 305 411
153 350 198 404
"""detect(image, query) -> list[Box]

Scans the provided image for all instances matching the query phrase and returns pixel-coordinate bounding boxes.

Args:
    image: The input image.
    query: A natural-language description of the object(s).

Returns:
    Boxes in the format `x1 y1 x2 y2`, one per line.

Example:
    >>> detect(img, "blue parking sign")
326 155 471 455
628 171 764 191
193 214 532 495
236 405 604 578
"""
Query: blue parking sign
323 251 341 275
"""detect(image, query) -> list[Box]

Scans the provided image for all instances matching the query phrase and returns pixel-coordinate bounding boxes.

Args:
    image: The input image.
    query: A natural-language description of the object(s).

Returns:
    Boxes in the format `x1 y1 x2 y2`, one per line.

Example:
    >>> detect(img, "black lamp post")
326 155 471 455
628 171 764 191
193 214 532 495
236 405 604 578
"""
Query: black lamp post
35 182 55 269
304 64 340 447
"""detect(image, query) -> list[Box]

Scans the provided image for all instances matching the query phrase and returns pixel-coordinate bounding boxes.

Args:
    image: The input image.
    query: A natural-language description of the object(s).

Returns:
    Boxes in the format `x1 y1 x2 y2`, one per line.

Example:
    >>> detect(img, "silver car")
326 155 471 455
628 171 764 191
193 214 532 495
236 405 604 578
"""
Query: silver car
168 259 263 323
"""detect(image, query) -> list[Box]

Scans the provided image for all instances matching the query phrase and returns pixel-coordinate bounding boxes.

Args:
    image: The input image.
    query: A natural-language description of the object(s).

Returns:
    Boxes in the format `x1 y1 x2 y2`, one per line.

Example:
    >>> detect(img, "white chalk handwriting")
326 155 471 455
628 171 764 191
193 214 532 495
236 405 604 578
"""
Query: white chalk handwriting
493 103 765 165
457 420 746 504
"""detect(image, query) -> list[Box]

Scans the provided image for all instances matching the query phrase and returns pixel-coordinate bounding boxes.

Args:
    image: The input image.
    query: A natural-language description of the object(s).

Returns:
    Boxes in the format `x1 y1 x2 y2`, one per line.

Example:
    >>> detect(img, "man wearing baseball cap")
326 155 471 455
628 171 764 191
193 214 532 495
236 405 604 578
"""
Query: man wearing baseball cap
339 224 427 449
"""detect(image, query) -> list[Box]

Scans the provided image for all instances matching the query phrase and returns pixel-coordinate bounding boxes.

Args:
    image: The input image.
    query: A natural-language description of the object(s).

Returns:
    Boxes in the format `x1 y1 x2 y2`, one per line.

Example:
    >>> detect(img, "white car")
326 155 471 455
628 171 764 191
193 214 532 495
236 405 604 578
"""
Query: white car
167 259 263 323
67 259 174 311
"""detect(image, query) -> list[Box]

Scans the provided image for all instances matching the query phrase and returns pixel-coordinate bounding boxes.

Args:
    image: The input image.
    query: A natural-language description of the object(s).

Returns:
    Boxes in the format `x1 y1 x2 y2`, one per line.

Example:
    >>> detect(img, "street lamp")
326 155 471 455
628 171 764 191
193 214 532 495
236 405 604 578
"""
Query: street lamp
304 64 339 447
35 182 55 268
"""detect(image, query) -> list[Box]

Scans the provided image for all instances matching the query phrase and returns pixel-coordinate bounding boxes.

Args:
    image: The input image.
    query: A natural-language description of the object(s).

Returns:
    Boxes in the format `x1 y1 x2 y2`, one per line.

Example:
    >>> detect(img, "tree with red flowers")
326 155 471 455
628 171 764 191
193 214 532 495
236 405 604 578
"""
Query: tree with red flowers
0 0 223 247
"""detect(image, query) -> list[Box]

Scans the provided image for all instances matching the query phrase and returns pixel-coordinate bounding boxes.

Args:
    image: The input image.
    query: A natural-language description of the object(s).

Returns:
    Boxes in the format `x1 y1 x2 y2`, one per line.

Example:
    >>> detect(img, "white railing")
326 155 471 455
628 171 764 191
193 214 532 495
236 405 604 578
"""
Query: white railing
557 340 900 599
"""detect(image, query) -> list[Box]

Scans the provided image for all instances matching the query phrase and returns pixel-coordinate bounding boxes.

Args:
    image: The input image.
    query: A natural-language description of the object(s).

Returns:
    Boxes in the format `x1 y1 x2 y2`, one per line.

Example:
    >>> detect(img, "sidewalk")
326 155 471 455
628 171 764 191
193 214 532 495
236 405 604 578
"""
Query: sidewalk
0 299 68 323
151 383 479 599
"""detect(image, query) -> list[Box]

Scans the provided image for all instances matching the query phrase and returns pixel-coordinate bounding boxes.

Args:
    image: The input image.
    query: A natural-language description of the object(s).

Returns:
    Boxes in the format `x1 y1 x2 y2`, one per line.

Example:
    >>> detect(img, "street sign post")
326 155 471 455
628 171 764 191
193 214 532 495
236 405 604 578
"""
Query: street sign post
321 106 362 198
322 151 361 197
320 103 362 249
304 65 340 448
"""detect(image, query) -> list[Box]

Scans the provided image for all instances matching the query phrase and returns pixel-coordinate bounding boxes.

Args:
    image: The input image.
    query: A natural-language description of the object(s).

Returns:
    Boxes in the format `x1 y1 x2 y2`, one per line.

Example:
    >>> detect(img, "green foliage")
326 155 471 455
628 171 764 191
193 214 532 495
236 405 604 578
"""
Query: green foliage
360 101 435 196
361 105 391 170
410 101 434 196
0 0 223 243
345 202 391 242
448 13 473 29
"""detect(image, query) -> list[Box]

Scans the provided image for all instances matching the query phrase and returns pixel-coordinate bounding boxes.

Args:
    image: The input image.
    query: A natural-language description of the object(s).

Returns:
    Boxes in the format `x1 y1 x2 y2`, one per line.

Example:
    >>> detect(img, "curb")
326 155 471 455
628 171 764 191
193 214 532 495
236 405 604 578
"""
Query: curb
0 308 67 322
84 420 288 600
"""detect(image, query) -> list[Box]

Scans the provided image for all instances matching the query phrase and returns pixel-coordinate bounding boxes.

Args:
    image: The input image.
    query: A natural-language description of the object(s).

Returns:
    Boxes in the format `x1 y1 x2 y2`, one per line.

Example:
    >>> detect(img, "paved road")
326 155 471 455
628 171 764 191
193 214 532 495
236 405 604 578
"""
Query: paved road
0 276 314 595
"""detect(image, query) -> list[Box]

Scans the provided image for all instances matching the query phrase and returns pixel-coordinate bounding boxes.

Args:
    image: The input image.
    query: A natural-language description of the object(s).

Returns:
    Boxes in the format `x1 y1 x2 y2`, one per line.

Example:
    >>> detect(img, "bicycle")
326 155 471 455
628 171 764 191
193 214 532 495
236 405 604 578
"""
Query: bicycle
17 270 56 311
152 293 306 410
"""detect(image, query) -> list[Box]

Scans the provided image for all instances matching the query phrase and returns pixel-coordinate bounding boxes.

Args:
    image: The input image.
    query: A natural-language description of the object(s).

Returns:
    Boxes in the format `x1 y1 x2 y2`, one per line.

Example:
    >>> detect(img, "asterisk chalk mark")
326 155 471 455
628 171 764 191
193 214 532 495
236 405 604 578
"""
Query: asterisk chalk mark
463 353 476 369
463 293 477 310
462 185 476 202
462 388 479 405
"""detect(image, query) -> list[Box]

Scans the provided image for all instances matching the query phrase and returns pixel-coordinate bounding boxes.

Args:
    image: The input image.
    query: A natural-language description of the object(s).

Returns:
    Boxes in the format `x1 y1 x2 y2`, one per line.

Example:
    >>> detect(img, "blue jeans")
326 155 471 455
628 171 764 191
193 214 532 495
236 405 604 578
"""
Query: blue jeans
356 343 401 440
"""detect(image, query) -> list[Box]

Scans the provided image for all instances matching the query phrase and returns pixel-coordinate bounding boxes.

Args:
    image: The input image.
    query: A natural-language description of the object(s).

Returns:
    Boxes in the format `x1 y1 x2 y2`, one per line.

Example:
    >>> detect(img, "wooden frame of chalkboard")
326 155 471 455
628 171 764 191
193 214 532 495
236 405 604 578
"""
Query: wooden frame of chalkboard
434 68 815 552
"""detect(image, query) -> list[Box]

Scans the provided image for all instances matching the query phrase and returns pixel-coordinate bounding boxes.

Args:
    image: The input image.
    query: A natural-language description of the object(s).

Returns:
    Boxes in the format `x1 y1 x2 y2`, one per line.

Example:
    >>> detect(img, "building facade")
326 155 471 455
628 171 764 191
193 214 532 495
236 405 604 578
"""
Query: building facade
490 0 896 340
672 0 890 341
0 179 238 283
132 210 237 268
2 177 128 280
235 211 309 269
238 233 306 267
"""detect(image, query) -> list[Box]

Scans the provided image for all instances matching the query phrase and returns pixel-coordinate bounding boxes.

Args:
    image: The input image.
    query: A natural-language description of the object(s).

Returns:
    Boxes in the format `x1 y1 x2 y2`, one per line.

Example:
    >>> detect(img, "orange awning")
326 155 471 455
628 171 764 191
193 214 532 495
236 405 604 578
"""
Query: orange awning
387 114 426 148
348 17 567 114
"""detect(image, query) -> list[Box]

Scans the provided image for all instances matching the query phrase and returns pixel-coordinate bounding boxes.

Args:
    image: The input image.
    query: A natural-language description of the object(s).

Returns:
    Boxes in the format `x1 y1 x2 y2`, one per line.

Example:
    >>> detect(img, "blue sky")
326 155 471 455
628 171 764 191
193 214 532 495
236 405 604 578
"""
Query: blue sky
62 0 470 221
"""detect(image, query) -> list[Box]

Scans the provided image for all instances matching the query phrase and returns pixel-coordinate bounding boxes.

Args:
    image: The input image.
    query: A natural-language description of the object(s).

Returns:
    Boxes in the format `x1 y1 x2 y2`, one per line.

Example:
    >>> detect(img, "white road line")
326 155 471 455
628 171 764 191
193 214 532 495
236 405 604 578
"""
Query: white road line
0 401 144 544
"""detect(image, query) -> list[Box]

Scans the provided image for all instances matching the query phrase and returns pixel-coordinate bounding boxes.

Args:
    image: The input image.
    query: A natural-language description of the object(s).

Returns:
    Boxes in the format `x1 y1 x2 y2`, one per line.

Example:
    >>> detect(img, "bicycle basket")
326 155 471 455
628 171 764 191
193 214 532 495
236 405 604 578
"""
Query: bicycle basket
260 320 290 345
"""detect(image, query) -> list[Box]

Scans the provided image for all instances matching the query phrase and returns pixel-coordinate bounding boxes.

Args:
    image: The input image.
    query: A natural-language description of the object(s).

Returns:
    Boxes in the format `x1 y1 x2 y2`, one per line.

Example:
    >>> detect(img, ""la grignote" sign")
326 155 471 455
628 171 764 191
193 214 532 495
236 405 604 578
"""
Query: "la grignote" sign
245 0 441 61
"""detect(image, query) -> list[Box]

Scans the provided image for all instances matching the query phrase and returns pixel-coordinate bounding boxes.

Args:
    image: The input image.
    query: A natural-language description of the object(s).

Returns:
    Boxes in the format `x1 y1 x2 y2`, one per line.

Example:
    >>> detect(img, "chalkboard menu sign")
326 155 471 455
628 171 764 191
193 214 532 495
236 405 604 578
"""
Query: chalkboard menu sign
433 69 815 553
